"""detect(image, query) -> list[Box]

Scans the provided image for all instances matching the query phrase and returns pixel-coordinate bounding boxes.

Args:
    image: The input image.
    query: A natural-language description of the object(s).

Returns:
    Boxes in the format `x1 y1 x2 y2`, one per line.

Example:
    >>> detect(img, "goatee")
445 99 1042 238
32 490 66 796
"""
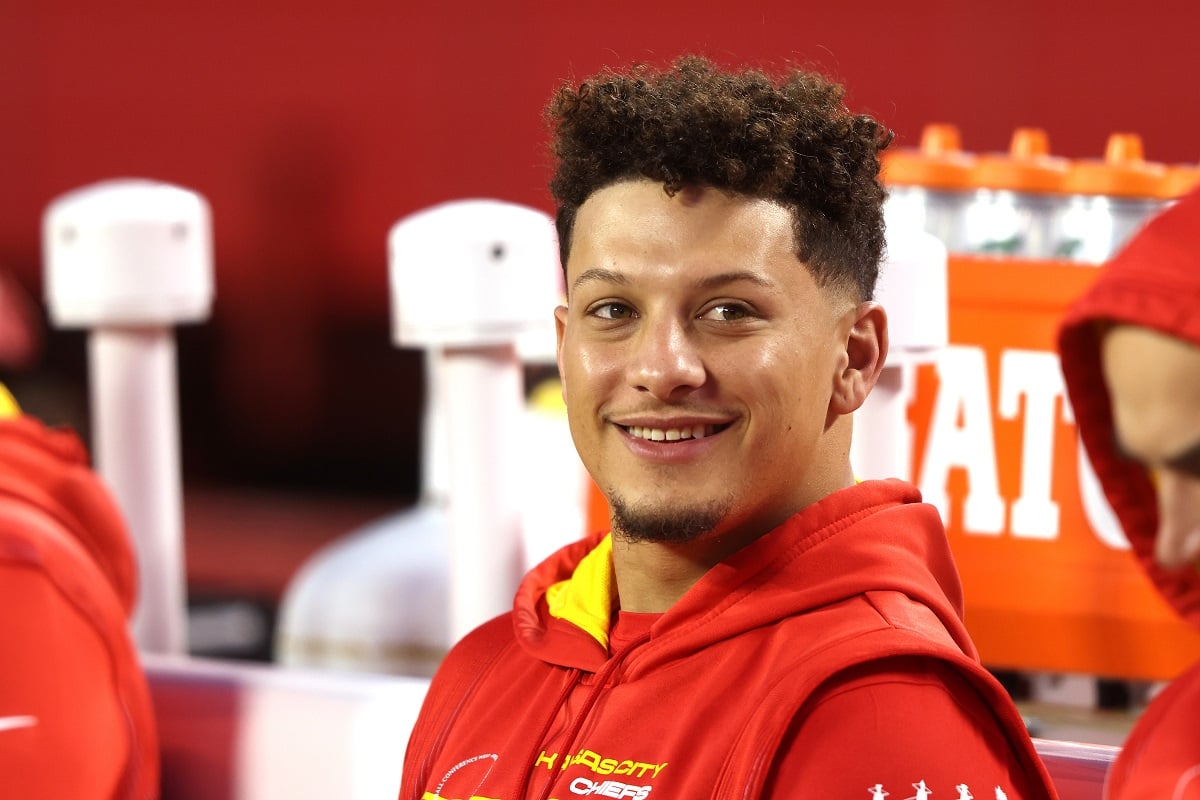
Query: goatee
608 493 732 543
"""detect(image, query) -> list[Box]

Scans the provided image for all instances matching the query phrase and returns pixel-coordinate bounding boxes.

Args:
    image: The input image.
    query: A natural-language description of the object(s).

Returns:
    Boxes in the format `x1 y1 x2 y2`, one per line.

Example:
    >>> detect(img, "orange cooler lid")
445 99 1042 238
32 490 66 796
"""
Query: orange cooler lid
970 127 1069 194
1065 133 1167 198
881 123 975 190
1160 163 1200 199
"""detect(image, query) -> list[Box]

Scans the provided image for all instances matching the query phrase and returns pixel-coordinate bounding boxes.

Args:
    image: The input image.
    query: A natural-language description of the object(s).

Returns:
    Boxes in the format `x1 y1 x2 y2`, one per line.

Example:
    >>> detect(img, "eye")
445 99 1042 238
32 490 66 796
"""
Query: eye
699 303 752 322
588 302 637 320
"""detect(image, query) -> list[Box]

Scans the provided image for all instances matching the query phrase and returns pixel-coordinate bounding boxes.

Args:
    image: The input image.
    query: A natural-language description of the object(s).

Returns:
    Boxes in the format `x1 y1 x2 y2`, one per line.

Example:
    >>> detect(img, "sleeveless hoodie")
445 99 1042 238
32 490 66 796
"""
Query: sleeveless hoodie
401 479 1054 800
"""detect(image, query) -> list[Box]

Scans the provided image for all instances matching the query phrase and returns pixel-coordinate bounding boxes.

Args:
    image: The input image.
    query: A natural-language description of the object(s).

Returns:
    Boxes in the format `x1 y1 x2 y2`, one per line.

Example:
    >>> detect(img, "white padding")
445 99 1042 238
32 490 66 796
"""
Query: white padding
389 199 561 347
876 225 948 362
43 179 213 327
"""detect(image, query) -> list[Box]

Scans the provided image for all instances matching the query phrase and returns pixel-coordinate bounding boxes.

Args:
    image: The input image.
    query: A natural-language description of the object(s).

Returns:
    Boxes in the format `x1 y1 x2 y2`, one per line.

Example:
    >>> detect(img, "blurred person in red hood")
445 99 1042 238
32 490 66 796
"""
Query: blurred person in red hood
1059 186 1200 800
0 388 159 798
0 269 41 372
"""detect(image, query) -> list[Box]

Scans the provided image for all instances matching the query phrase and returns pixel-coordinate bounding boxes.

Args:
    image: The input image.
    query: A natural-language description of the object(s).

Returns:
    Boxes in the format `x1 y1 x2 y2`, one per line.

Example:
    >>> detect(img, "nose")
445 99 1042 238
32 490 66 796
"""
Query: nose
627 315 706 400
1152 469 1200 569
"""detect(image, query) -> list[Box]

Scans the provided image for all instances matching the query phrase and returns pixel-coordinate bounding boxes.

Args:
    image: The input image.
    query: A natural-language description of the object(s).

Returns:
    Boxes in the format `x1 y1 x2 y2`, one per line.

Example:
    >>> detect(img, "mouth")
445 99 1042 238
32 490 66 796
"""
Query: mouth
620 422 731 442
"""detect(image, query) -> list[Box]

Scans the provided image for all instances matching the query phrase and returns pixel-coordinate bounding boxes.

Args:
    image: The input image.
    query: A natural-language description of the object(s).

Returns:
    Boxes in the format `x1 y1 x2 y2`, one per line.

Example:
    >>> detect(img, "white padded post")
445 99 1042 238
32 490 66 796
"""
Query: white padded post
390 199 560 643
43 179 213 655
851 226 948 482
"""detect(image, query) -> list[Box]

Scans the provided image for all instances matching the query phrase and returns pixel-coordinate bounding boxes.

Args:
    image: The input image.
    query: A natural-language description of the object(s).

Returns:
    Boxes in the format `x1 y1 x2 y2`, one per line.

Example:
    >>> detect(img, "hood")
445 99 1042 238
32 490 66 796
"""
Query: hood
0 411 138 616
1057 186 1200 629
512 479 971 671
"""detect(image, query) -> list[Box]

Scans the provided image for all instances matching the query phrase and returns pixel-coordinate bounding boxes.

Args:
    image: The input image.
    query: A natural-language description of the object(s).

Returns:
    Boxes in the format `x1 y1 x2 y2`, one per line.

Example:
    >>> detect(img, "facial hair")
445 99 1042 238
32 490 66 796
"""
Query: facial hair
608 492 733 544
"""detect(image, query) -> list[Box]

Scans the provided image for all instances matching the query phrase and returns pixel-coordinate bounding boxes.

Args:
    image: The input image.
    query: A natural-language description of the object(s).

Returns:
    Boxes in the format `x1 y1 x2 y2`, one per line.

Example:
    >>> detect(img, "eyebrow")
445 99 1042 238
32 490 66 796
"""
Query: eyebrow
571 268 629 293
570 267 776 294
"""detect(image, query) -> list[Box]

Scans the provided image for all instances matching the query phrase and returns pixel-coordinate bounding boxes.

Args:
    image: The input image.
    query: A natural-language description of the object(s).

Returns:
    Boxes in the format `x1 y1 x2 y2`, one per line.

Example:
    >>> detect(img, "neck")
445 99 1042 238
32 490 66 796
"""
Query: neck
611 535 746 613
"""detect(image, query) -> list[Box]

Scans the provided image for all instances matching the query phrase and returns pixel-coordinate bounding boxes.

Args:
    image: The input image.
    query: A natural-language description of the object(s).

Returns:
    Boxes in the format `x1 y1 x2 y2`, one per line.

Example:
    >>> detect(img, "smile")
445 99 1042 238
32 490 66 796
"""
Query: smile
622 423 727 442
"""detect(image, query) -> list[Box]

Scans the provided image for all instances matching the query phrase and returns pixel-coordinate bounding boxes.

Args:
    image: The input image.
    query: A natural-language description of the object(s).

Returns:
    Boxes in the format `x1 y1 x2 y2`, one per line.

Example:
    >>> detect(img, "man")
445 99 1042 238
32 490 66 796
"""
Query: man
1058 186 1200 800
401 56 1055 800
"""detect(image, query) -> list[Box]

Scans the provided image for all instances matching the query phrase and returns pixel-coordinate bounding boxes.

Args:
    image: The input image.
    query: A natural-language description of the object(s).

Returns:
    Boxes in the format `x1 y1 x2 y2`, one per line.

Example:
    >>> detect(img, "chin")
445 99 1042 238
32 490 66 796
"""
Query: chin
608 492 733 544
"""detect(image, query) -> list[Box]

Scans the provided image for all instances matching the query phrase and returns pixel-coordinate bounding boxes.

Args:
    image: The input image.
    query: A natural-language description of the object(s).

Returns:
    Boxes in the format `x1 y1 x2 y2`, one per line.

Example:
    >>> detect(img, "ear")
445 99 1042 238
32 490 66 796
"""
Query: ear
554 305 569 404
830 301 888 415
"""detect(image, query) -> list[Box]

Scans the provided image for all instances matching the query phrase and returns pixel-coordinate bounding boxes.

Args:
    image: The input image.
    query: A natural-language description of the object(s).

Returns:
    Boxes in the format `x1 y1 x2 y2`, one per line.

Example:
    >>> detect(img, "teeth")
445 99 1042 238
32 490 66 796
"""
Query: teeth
627 425 714 442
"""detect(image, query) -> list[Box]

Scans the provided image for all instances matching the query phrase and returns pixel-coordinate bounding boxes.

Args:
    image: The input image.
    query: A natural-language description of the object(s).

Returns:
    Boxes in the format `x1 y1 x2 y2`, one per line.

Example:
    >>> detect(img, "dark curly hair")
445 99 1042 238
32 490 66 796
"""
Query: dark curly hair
546 55 893 301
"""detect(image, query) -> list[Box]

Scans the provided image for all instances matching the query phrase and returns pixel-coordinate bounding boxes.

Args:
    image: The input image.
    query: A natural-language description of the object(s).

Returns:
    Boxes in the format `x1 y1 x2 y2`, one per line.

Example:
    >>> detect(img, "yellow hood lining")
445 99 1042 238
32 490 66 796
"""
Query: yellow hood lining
545 534 616 650
0 384 19 419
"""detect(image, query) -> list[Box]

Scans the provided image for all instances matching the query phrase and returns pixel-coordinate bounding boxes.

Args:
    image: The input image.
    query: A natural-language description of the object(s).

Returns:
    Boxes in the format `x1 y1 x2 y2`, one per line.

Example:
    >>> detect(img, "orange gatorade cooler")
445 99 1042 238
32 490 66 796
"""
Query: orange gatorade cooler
904 253 1200 680
888 131 1199 681
882 124 975 252
961 128 1070 258
1055 133 1168 263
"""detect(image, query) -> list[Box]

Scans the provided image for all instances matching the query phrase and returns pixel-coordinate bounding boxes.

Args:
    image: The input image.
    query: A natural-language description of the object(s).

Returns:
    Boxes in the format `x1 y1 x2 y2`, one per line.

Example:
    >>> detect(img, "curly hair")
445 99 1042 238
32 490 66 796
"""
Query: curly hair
546 56 893 300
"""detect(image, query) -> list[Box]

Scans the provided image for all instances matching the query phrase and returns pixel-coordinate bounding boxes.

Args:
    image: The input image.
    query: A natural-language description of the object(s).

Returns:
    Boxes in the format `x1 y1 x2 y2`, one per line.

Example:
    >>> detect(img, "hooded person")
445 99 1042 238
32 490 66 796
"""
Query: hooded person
1058 186 1200 800
400 56 1057 800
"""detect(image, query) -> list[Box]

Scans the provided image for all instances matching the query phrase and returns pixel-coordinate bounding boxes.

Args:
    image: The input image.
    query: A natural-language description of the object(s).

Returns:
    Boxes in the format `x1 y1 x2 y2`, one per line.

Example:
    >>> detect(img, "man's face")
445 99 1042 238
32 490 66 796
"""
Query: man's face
1103 324 1200 571
554 179 857 545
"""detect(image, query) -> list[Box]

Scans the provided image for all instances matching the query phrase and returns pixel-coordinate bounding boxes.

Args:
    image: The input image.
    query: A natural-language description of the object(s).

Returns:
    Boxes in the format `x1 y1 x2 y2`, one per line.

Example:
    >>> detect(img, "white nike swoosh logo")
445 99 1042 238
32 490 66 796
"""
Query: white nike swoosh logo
0 716 37 732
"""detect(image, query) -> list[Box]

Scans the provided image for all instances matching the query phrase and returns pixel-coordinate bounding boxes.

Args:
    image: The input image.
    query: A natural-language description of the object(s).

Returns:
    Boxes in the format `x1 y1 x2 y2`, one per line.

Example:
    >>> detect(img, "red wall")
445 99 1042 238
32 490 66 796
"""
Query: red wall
3 0 1197 490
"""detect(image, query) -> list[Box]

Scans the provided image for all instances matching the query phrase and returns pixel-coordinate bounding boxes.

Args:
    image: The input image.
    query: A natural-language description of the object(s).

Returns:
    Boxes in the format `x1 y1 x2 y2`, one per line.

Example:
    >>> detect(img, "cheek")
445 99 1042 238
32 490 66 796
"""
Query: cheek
751 338 834 402
563 339 622 397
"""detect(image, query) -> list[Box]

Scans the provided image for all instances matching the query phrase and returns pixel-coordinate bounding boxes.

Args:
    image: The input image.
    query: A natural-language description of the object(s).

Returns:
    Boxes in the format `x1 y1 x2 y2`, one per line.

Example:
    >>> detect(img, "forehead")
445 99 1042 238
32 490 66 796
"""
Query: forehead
566 180 800 287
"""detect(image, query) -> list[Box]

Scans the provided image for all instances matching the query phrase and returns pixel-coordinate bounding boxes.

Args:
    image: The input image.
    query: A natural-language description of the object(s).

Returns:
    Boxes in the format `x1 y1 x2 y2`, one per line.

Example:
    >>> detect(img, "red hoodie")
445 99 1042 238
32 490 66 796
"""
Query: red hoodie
0 407 159 799
1058 188 1200 800
401 479 1056 800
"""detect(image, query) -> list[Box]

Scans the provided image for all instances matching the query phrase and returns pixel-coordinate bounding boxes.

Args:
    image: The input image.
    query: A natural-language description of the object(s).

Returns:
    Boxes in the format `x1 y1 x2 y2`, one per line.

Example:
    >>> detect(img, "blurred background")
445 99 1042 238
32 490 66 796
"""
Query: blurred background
3 0 1198 671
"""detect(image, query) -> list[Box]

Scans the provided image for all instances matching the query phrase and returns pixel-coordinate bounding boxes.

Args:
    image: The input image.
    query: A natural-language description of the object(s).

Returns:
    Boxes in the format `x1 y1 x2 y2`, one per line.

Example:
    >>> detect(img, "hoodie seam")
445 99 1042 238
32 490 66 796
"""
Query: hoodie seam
710 622 967 799
0 482 118 582
413 628 521 792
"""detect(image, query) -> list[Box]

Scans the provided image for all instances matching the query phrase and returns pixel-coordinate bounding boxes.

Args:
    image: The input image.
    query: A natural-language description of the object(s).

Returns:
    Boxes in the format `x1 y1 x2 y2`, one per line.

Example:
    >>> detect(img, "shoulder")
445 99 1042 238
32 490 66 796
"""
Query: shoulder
804 656 1008 732
1107 659 1200 800
428 613 516 692
402 614 518 785
764 656 1046 800
413 614 517 733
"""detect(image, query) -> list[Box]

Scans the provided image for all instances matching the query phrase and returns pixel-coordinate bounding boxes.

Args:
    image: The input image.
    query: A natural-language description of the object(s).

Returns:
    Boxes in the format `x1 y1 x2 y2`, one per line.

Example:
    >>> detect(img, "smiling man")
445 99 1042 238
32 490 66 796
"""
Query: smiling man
400 56 1056 800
